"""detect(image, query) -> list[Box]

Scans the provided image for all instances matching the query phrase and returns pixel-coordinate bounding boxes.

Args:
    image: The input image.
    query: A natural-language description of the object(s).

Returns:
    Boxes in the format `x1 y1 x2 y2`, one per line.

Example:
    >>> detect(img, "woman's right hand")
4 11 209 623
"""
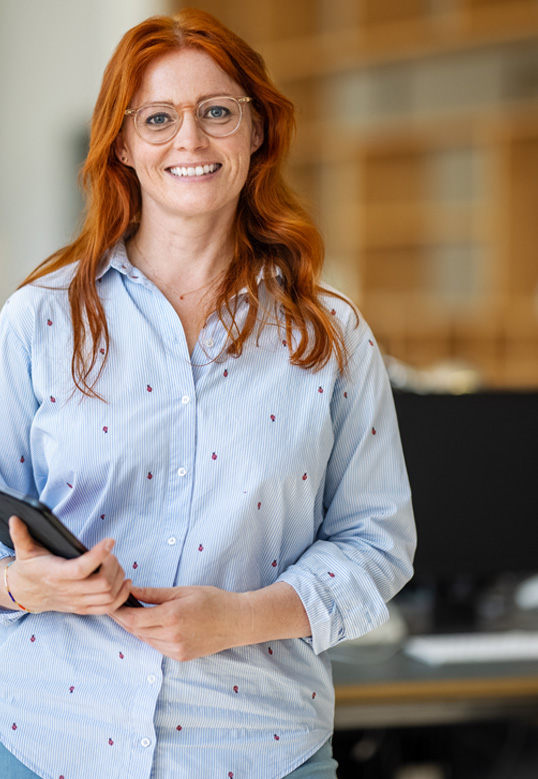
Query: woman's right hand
2 515 132 615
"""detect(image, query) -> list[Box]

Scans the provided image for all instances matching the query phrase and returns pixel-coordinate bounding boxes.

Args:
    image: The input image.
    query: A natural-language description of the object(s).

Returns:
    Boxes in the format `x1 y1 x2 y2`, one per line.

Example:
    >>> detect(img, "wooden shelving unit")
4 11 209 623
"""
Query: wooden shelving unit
174 0 538 388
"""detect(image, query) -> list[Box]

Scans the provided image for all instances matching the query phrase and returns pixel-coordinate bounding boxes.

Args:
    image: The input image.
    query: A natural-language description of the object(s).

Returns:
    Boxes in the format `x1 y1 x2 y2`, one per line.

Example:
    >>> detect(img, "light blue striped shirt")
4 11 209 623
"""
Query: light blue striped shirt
0 241 415 779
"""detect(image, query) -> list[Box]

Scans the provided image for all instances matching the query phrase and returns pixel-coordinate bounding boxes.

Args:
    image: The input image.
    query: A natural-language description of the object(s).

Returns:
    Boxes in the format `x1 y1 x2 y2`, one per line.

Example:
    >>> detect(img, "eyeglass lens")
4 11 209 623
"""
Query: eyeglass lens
135 97 244 142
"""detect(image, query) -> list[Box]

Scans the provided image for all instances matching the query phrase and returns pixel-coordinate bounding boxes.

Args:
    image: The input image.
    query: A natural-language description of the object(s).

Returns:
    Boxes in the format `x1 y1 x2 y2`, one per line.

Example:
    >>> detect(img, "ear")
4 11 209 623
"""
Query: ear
250 117 264 155
114 133 131 166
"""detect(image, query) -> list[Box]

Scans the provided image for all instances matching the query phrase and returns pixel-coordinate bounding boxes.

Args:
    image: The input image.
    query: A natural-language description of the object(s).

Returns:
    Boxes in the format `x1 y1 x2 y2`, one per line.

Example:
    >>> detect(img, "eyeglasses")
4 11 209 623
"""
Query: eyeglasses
124 96 253 144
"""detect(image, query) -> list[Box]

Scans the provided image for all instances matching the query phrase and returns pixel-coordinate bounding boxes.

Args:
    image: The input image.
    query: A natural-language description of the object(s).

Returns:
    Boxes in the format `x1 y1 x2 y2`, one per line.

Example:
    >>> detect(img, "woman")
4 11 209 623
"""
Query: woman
0 9 415 779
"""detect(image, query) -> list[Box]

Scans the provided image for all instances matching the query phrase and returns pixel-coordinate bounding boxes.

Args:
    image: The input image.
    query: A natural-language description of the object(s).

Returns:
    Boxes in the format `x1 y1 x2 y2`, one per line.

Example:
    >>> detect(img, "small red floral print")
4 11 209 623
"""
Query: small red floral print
176 725 182 732
108 738 114 746
312 692 317 699
302 473 307 481
30 634 35 642
100 348 105 355
47 319 53 326
328 572 335 578
119 652 124 659
257 502 261 510
102 426 108 433
100 514 105 520
268 647 273 655
271 560 277 568
147 472 153 480
198 544 204 552
147 385 153 392
270 414 276 422
344 392 348 398
372 427 377 435
69 686 75 693
369 339 374 346
133 562 138 570
20 456 25 463
274 734 280 741
50 396 56 403
318 386 323 393
233 685 239 693
229 773 234 778
67 483 73 489
60 775 65 779
331 309 336 315
282 340 287 347
223 369 228 377
11 723 17 731
211 452 217 461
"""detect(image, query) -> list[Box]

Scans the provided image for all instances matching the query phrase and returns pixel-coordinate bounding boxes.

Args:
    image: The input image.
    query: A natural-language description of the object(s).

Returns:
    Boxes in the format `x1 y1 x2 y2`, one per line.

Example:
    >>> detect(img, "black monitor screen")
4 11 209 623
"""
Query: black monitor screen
393 391 538 583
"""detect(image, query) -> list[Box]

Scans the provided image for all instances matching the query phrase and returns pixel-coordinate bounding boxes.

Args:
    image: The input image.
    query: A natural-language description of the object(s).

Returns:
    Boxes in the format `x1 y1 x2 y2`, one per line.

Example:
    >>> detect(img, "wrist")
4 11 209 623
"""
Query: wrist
3 560 35 613
239 582 311 645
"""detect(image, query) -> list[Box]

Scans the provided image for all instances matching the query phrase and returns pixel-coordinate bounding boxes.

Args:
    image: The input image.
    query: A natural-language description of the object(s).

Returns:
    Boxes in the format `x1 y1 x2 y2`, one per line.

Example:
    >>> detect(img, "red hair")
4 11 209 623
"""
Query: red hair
22 8 353 397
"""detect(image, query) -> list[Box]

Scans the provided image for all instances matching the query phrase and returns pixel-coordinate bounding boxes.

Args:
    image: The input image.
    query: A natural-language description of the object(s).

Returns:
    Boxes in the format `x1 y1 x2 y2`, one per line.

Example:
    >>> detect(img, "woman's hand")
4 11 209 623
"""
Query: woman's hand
2 515 132 615
112 585 250 661
112 581 312 661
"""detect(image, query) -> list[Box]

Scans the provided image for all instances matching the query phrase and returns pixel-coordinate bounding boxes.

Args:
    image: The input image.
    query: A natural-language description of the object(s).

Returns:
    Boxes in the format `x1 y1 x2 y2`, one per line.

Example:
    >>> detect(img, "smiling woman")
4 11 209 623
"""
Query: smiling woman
0 8 415 779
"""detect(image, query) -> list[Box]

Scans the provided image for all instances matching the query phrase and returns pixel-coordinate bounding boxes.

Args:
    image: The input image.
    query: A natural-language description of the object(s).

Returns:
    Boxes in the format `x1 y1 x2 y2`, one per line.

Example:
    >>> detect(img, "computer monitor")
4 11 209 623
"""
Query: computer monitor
392 390 538 630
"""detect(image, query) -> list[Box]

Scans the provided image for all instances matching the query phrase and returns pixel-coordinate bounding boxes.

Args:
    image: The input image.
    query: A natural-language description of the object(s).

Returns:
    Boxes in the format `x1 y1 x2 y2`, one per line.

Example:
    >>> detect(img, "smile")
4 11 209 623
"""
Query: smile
167 163 221 178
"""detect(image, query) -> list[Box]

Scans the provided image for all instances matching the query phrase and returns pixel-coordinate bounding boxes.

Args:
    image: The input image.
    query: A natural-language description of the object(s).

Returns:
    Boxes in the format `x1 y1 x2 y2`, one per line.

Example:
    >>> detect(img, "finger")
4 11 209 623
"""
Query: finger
68 537 116 580
65 578 133 616
130 586 176 605
9 515 48 560
95 553 127 599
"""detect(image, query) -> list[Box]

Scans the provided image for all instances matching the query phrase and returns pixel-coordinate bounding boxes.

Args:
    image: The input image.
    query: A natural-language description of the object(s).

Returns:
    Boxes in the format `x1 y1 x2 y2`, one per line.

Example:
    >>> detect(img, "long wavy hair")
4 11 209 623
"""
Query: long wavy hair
22 8 353 397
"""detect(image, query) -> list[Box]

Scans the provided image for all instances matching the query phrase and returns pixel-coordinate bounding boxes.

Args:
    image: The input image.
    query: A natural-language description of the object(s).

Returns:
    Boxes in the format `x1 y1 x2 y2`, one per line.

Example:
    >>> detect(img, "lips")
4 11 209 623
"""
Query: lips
167 163 221 178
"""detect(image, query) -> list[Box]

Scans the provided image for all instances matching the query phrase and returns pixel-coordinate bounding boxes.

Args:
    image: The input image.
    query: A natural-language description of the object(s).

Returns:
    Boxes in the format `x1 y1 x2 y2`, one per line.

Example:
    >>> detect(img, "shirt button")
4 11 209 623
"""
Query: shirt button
147 675 156 684
168 537 177 546
181 395 190 405
177 467 187 477
140 738 151 748
205 338 214 348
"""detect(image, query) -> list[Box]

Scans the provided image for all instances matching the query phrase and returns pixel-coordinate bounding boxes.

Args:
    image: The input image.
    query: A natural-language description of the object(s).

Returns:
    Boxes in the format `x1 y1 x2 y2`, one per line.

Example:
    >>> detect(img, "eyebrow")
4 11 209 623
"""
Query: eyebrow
137 94 236 107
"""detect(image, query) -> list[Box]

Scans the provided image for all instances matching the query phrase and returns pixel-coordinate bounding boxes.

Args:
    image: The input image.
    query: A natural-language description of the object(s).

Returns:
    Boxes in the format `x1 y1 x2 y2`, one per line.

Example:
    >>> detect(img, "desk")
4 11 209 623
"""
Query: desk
331 649 538 729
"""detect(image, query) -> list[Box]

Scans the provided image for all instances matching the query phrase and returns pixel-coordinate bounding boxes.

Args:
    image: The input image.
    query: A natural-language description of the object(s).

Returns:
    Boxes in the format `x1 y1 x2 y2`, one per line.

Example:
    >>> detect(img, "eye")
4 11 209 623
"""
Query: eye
201 103 233 122
145 111 175 128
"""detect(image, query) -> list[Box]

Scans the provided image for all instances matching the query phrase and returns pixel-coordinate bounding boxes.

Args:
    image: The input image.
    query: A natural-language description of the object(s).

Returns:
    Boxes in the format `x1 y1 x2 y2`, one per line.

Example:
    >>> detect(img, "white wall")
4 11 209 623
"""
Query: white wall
0 0 170 304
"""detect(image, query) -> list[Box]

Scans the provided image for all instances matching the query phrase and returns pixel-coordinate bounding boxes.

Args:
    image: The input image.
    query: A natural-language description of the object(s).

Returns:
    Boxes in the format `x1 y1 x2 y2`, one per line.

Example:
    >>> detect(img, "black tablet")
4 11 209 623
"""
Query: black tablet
0 485 142 608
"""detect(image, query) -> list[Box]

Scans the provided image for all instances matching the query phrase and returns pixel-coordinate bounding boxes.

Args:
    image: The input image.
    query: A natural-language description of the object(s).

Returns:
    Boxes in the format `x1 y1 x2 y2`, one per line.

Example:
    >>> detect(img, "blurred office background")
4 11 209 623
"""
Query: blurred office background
2 0 538 389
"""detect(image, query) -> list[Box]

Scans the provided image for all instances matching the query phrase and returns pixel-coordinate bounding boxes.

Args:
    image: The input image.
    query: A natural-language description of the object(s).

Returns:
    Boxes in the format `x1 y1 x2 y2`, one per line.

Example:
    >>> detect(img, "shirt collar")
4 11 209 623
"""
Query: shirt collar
96 239 282 291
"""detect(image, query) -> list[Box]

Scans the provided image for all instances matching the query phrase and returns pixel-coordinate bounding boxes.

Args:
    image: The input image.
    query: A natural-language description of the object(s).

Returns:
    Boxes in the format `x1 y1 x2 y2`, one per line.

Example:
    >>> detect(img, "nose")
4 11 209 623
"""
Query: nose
172 107 209 151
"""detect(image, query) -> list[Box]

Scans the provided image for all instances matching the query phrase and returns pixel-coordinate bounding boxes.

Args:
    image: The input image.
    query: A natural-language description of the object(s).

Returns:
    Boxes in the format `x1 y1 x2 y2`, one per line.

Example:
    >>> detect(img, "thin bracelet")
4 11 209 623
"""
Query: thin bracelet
3 561 33 613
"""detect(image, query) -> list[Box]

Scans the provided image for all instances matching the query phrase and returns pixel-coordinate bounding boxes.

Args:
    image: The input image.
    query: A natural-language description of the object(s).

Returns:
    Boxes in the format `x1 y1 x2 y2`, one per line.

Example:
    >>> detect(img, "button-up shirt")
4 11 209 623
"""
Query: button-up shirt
0 241 415 779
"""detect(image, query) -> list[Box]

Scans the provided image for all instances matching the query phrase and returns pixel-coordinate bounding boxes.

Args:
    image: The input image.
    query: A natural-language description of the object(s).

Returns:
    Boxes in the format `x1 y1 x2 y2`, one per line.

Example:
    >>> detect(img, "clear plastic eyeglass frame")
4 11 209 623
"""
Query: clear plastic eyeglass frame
124 96 253 144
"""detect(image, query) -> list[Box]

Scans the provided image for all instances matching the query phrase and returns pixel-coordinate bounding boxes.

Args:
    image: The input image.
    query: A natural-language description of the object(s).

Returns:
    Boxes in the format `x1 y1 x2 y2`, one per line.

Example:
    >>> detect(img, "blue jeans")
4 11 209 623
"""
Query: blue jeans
0 742 40 778
285 739 338 778
0 737 338 778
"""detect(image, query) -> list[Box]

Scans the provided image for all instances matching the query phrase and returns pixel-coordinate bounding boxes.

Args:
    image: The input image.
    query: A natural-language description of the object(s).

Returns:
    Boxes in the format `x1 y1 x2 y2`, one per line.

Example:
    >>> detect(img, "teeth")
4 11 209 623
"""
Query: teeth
169 163 219 177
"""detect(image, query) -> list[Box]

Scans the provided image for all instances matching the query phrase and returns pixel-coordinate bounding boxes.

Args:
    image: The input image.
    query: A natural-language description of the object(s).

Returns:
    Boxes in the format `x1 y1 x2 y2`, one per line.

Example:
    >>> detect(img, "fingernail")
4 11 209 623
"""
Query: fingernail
105 539 114 552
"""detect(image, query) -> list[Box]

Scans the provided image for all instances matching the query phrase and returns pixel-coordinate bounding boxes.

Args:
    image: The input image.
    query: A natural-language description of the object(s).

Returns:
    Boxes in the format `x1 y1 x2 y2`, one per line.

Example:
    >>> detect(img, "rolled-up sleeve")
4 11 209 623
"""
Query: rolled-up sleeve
278 315 416 655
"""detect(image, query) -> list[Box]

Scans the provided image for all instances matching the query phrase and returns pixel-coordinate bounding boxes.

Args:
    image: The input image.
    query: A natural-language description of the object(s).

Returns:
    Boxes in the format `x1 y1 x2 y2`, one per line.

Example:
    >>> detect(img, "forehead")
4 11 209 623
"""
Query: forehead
133 48 242 105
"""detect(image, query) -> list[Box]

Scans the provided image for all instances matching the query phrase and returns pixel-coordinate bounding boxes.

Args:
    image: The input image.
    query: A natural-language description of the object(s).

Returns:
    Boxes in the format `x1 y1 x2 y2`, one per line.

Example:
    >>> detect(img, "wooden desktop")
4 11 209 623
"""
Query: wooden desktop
331 644 538 730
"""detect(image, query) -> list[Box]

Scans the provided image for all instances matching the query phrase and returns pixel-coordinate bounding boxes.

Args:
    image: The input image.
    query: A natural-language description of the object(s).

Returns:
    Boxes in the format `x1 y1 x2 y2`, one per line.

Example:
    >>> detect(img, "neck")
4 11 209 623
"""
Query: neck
129 205 236 287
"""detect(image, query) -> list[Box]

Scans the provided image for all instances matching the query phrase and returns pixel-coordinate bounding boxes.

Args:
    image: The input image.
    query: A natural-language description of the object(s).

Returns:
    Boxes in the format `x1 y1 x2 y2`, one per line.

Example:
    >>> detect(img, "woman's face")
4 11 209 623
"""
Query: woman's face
116 48 263 227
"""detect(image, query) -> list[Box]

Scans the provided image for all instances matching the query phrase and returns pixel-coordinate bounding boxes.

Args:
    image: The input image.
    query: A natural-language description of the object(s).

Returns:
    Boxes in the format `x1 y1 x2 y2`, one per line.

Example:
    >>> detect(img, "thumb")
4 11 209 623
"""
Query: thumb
130 585 174 605
9 515 48 561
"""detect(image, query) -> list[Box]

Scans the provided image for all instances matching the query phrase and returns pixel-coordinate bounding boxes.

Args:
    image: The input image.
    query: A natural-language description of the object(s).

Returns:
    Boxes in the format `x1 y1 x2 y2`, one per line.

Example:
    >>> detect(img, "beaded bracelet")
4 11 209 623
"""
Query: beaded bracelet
3 561 33 613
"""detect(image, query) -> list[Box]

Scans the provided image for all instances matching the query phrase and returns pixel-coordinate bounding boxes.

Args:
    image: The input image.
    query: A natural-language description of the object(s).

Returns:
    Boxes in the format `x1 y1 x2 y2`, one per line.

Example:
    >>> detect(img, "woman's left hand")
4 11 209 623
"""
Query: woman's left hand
111 585 251 661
